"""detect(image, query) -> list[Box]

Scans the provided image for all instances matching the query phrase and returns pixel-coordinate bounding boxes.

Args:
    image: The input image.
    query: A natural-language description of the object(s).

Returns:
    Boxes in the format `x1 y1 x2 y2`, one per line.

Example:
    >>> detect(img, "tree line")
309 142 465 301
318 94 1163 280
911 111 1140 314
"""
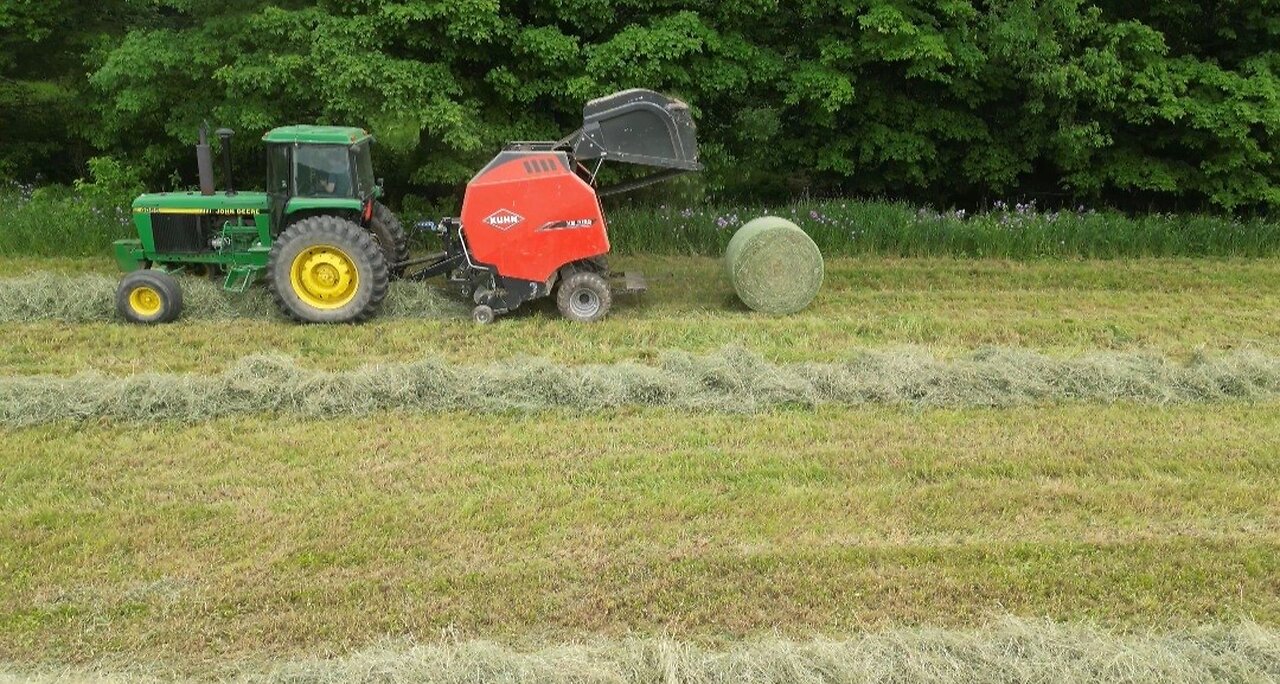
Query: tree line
2 0 1278 210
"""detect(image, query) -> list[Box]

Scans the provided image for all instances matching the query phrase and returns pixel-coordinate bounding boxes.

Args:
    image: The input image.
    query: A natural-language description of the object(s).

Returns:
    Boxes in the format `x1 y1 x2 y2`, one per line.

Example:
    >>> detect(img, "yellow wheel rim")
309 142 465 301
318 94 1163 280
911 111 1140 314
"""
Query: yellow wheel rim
290 244 360 310
128 285 163 317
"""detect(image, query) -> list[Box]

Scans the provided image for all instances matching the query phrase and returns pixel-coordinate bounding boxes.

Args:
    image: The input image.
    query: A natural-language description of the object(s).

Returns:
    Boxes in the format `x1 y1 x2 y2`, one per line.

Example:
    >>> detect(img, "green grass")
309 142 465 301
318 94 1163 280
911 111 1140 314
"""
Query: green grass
0 187 132 258
2 254 1278 678
1 256 1278 376
2 406 1278 671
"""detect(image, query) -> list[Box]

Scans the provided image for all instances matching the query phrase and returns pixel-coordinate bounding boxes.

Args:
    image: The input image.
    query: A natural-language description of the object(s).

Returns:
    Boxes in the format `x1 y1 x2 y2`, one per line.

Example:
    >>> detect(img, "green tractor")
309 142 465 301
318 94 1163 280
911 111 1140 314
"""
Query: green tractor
114 125 409 324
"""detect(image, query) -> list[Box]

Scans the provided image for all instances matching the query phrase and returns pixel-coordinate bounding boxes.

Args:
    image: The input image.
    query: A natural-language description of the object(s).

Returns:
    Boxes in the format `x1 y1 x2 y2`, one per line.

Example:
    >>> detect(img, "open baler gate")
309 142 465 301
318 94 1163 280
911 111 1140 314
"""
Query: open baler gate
551 89 702 196
562 89 702 172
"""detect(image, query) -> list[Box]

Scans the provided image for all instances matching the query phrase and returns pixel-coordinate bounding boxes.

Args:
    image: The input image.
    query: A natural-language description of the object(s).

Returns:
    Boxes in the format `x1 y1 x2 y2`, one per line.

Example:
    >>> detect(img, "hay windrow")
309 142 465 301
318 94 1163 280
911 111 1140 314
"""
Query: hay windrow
1 347 1277 426
3 619 1278 683
0 272 467 323
725 216 824 314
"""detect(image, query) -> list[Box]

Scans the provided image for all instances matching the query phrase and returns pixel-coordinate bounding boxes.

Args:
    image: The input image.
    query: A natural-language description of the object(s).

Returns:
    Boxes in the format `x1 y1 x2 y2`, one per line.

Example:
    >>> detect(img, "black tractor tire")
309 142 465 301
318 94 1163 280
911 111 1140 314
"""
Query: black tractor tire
267 215 389 324
556 271 612 323
116 269 184 324
369 201 410 279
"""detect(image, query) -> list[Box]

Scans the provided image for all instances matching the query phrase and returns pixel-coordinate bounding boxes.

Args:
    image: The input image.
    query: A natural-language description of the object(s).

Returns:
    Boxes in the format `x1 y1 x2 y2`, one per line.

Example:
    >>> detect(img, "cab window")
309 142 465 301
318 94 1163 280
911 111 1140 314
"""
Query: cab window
267 144 291 195
353 143 375 197
294 145 354 198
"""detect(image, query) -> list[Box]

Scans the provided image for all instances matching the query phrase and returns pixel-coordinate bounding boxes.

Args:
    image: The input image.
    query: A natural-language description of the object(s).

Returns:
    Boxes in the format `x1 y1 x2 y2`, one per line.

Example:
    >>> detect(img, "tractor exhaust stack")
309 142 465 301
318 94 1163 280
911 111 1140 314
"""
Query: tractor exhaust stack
216 128 236 196
196 126 215 196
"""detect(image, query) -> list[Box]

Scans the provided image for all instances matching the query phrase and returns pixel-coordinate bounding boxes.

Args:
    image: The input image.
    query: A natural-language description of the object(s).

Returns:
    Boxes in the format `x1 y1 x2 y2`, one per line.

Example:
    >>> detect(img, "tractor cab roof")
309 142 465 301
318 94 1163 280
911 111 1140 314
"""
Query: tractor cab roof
262 125 373 146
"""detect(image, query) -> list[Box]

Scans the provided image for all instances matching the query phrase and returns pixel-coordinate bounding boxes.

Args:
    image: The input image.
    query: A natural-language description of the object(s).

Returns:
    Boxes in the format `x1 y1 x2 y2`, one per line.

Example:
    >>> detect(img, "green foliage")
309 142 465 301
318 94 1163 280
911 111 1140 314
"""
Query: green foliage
0 189 130 257
2 1 1280 209
0 157 139 257
604 198 1280 258
5 182 1277 260
0 0 139 182
72 157 145 205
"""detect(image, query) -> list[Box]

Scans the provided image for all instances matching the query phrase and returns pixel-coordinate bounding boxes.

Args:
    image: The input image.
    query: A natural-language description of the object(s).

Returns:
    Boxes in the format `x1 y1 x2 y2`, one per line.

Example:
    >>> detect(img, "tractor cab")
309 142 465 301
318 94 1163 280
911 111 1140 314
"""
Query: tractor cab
262 126 379 224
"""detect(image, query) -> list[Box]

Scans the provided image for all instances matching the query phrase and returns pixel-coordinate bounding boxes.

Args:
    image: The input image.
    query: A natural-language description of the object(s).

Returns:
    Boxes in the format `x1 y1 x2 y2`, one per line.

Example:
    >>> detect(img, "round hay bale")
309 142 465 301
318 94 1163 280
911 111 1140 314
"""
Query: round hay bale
724 216 824 314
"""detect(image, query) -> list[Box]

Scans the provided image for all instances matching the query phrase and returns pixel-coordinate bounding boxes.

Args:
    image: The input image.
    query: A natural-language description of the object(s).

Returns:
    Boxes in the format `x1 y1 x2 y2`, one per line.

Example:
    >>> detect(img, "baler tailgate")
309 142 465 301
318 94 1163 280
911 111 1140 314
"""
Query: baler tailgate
563 89 702 171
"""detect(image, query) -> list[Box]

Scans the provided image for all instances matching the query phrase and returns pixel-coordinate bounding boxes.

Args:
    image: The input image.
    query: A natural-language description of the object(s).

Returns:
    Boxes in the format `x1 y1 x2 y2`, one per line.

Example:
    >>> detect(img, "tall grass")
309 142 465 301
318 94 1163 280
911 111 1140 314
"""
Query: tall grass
4 619 1277 683
606 199 1280 258
2 347 1277 425
5 182 1279 259
0 184 132 257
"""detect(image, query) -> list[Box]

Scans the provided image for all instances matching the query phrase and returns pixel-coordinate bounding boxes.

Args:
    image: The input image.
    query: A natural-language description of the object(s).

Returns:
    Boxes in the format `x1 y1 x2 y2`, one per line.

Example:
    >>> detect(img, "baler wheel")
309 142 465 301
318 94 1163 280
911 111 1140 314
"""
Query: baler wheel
268 216 388 324
369 201 410 279
472 304 495 325
116 269 183 324
556 271 612 323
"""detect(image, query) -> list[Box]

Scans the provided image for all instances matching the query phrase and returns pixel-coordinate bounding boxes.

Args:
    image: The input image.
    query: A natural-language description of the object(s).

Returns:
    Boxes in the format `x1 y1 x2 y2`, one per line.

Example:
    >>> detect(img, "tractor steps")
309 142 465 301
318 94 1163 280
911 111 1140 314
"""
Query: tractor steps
223 265 261 293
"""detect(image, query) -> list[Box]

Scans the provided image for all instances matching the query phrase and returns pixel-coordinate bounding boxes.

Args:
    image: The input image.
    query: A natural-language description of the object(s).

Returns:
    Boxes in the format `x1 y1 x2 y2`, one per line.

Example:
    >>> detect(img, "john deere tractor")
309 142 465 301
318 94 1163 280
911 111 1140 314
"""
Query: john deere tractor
114 125 408 324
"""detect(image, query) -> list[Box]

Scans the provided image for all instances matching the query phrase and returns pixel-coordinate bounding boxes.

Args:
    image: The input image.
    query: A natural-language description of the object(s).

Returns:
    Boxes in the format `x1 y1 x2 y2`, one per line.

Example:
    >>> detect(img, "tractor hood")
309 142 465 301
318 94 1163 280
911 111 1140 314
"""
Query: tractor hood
132 191 270 214
561 89 702 171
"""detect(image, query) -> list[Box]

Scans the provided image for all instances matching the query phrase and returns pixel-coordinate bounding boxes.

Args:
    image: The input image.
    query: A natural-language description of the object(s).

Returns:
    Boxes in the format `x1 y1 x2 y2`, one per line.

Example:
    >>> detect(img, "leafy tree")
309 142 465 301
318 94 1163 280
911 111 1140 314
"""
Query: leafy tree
0 0 139 182
2 0 1278 210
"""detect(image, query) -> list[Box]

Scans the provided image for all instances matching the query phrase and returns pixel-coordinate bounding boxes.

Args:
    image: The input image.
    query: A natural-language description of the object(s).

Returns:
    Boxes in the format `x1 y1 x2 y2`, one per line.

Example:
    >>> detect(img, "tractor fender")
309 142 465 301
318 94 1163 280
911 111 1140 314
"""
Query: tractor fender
283 197 364 218
280 200 365 235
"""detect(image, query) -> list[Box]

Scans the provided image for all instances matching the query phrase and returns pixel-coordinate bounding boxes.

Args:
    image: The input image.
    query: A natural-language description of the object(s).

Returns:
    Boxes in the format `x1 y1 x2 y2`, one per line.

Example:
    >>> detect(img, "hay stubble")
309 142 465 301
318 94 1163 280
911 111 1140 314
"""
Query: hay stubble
0 272 467 323
4 620 1278 683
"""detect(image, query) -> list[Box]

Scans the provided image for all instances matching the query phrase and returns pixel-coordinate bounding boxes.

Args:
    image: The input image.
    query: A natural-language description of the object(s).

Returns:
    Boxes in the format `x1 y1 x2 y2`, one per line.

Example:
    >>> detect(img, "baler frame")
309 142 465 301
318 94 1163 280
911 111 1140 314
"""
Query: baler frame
406 89 703 323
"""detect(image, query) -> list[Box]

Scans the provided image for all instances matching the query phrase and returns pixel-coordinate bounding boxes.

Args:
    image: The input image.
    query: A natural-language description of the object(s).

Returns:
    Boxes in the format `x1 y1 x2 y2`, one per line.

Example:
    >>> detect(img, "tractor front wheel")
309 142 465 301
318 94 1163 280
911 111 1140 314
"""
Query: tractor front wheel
556 271 612 322
116 269 184 324
267 216 389 323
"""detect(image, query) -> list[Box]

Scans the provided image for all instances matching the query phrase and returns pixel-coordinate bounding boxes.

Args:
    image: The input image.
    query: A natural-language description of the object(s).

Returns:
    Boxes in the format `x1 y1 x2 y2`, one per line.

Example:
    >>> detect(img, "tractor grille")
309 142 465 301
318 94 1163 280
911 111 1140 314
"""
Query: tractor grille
150 213 211 253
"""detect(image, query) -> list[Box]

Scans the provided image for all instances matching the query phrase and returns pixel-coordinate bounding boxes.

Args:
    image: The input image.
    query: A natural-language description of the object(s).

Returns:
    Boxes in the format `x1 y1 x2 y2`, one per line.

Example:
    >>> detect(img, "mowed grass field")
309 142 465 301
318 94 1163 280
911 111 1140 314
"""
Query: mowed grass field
2 256 1280 375
2 255 1279 679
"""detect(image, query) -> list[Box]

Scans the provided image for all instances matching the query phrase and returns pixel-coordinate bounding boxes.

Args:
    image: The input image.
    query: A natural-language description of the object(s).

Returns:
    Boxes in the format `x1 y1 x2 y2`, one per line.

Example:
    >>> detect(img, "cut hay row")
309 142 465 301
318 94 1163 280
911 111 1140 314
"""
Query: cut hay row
2 347 1278 426
4 619 1278 683
0 272 467 323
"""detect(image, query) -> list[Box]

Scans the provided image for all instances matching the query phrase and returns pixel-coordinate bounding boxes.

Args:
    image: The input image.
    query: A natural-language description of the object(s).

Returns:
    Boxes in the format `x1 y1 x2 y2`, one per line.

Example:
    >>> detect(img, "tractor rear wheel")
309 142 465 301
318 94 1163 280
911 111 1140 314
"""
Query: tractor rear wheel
369 201 410 279
556 271 612 322
267 215 389 323
116 269 183 324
